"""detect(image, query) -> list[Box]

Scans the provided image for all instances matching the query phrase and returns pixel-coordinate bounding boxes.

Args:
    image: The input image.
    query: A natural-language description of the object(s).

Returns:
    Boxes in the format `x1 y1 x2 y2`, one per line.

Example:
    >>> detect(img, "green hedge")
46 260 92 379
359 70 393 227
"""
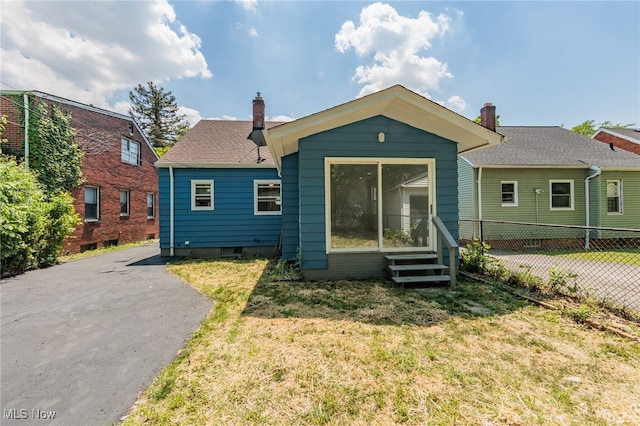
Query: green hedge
0 156 80 276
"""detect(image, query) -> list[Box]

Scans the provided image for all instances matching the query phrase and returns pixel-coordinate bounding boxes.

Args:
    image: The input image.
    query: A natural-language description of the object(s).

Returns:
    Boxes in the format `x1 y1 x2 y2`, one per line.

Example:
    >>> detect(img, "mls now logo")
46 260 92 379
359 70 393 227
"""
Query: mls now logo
3 408 57 420
3 409 28 419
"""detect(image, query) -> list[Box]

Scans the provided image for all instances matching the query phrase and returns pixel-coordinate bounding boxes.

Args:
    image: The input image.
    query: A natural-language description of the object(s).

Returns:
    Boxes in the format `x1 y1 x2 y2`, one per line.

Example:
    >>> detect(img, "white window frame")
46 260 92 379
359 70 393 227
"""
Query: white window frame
120 190 130 216
147 193 155 218
500 181 518 207
84 186 100 222
121 138 141 166
191 180 214 211
324 157 436 254
606 179 623 214
254 180 282 215
549 180 574 211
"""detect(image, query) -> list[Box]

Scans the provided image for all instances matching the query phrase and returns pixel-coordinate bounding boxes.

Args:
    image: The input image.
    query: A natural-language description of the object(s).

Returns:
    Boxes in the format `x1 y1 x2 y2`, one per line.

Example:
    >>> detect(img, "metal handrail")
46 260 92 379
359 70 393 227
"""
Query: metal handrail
432 216 459 287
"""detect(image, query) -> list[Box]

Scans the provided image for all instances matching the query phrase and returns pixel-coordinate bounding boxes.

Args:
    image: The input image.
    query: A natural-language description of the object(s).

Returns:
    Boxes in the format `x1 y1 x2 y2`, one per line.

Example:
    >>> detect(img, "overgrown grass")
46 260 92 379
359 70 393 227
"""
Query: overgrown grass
121 258 640 425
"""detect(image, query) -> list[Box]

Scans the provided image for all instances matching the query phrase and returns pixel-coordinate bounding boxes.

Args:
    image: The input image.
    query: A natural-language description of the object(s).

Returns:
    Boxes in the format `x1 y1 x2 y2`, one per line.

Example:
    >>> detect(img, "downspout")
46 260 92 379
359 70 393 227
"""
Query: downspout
584 164 601 250
169 166 175 256
477 167 483 240
23 93 29 169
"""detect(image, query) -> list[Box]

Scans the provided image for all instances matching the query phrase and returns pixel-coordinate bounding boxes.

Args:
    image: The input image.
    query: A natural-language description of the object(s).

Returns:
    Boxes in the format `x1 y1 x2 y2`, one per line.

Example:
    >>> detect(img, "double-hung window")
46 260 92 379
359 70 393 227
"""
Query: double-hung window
191 180 214 210
501 181 518 207
120 190 130 216
550 180 574 210
121 138 140 165
147 193 155 218
607 180 622 214
85 186 99 221
254 180 282 215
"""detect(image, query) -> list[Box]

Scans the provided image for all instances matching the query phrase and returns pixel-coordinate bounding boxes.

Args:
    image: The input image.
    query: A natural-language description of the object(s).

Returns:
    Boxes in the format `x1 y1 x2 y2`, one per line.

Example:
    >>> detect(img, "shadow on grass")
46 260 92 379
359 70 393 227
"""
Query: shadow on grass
240 259 529 327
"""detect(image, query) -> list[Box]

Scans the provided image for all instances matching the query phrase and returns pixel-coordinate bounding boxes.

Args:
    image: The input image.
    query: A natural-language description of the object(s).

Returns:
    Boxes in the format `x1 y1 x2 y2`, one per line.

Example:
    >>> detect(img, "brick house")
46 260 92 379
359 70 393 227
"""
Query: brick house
1 91 159 253
592 127 640 155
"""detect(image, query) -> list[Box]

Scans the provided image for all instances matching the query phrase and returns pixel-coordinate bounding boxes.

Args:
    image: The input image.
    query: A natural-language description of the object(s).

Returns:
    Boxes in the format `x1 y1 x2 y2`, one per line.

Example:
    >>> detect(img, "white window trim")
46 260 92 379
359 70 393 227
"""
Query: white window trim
121 138 141 166
120 190 130 216
500 181 518 207
324 157 436 254
191 180 214 211
254 180 282 215
147 192 155 219
84 186 100 222
549 179 574 211
606 179 623 215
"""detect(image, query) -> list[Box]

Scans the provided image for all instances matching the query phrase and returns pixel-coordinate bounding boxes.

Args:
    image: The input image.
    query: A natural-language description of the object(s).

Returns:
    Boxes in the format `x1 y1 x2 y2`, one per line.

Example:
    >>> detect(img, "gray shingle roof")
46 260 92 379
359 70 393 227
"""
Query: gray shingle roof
462 126 640 169
157 120 284 166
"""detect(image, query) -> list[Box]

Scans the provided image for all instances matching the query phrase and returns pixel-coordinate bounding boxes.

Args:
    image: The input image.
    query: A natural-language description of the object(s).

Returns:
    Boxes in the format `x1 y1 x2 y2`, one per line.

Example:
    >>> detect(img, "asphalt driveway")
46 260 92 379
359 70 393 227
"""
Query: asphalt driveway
1 242 212 425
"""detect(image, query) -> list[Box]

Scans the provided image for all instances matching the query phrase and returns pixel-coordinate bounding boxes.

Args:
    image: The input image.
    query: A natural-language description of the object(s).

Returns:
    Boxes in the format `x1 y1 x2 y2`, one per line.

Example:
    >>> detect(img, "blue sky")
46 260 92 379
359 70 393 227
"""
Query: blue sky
1 1 638 129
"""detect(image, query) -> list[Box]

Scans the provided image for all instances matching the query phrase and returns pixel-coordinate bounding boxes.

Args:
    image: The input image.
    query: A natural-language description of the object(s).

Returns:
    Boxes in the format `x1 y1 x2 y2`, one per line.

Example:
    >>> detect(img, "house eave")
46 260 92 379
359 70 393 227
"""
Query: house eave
155 162 277 169
265 85 504 170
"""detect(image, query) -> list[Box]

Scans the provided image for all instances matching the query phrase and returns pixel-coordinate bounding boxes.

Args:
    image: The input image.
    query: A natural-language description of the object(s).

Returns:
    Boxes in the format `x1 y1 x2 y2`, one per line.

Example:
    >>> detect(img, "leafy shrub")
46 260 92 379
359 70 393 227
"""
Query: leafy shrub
548 266 579 294
0 156 79 276
460 239 492 273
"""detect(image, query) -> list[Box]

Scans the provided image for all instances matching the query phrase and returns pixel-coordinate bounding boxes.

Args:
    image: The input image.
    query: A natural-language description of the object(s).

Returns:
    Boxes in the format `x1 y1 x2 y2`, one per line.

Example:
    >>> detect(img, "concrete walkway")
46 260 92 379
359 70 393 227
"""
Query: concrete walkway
1 243 213 425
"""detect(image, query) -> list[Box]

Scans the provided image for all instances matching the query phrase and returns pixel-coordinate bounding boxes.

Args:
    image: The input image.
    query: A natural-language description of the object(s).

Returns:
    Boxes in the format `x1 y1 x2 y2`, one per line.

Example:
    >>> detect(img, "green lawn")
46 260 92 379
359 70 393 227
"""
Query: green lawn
121 258 640 425
556 249 640 265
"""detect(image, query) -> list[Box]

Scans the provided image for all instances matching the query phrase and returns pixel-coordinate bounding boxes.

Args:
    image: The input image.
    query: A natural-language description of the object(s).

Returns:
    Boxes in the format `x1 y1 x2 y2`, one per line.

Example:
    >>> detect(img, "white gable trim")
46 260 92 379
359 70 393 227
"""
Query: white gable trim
265 85 504 170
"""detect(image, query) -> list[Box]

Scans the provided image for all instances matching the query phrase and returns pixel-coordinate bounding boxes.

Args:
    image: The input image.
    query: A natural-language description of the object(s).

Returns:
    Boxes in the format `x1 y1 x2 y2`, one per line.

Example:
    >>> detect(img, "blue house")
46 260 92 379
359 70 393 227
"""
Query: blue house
156 94 284 258
158 86 503 283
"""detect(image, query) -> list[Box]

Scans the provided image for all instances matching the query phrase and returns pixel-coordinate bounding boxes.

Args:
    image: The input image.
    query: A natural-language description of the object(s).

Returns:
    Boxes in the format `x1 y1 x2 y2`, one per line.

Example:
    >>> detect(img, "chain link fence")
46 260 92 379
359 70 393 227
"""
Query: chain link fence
459 219 640 316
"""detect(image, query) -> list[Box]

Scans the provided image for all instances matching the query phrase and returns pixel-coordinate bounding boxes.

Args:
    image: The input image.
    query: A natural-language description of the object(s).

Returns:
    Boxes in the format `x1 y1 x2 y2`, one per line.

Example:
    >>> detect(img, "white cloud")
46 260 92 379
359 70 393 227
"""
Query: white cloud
446 95 467 113
0 0 211 110
236 0 258 13
178 106 203 127
268 115 295 122
211 115 239 121
249 28 259 38
335 2 455 98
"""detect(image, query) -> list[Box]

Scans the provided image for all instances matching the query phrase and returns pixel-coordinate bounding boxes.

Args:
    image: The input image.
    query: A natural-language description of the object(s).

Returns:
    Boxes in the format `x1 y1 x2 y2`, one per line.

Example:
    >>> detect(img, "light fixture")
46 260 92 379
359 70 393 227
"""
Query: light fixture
378 132 385 143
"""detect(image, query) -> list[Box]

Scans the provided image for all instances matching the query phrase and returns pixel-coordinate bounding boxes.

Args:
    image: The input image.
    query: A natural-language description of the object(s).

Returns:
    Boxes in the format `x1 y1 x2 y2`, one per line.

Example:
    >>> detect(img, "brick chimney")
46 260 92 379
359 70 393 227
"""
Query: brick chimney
252 92 265 130
480 103 496 131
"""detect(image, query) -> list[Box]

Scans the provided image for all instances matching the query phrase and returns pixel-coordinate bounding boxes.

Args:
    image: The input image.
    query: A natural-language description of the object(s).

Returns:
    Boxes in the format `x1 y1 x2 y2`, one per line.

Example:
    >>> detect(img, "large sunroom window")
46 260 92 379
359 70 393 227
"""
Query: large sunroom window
327 159 432 252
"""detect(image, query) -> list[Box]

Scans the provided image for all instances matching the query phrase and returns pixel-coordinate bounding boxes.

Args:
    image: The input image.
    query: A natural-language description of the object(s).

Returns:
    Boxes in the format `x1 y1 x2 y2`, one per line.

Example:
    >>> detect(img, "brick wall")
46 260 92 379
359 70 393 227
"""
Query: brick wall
1 94 26 155
1 93 159 253
593 131 640 155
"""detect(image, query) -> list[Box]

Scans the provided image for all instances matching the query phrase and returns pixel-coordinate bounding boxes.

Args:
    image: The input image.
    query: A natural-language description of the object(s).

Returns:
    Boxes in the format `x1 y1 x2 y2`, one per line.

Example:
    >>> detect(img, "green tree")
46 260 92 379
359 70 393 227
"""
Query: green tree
128 82 190 147
27 101 84 194
570 120 635 138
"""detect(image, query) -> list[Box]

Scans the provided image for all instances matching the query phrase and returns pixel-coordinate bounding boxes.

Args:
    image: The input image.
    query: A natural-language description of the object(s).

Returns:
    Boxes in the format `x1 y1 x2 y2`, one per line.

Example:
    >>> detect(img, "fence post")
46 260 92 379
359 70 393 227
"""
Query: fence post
480 220 484 243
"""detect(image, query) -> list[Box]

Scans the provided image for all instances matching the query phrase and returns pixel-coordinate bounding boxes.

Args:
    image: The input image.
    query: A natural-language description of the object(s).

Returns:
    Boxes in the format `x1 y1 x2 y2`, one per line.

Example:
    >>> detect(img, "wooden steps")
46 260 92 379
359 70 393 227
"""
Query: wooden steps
385 253 451 287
